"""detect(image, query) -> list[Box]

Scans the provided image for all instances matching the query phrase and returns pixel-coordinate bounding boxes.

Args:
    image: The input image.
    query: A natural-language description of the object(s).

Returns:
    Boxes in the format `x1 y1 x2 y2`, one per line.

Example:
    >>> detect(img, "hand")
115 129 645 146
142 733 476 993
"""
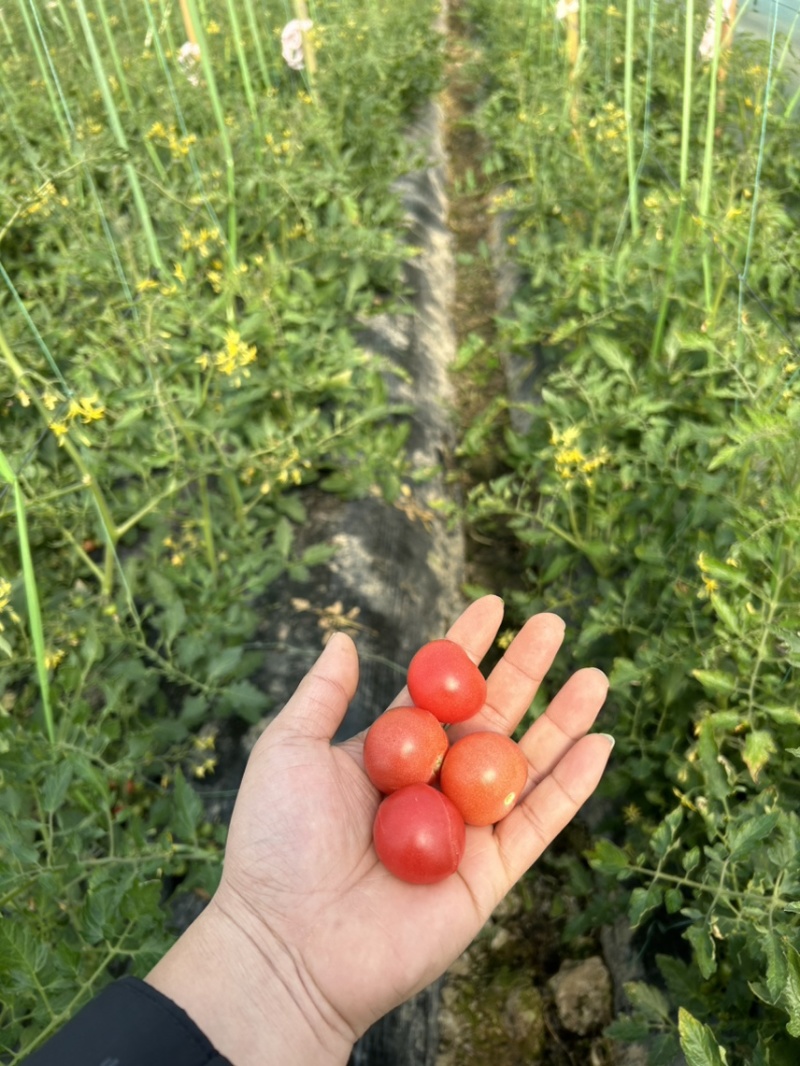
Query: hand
146 595 613 1065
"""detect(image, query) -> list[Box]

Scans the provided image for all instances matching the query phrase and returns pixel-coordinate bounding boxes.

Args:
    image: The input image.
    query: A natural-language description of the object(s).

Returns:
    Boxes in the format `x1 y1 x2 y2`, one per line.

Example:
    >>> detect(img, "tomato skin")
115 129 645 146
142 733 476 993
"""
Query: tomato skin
440 732 528 827
363 706 449 794
372 783 466 884
406 639 487 724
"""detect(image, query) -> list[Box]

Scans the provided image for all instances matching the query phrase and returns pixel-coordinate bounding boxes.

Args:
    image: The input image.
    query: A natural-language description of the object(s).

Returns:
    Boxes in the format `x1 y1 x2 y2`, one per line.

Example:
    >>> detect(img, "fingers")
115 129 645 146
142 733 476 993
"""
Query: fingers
277 631 360 741
518 667 609 788
448 612 566 741
491 732 614 891
387 595 505 710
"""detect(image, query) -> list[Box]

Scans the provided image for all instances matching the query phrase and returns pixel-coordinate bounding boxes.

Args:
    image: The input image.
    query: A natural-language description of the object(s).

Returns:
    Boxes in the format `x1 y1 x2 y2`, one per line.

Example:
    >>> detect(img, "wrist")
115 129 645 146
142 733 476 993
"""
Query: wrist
145 891 355 1066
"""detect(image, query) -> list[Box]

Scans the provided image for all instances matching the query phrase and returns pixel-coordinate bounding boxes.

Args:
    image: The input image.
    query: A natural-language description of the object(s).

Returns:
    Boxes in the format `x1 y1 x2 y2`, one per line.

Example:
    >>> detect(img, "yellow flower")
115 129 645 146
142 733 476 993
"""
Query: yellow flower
136 278 159 293
207 20 221 34
174 262 186 284
16 389 31 407
41 388 59 411
70 396 105 424
45 649 66 671
49 420 69 438
213 329 257 378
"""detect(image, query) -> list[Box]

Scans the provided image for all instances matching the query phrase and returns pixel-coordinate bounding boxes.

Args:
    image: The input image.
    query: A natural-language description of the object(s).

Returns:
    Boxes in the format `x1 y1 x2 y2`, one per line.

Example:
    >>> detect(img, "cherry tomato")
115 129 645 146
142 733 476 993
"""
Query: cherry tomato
372 782 466 884
364 706 449 794
440 731 528 827
406 639 487 724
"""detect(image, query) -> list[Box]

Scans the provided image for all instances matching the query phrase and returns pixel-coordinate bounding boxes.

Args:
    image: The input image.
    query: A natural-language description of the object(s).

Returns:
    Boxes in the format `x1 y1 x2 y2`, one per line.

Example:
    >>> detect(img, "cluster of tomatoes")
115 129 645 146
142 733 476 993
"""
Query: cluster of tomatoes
365 639 528 885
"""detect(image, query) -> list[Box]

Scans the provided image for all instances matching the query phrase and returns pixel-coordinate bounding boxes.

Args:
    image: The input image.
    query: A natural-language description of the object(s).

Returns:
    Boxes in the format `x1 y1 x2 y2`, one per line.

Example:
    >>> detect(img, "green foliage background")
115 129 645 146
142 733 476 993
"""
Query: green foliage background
457 0 800 1062
0 0 440 1059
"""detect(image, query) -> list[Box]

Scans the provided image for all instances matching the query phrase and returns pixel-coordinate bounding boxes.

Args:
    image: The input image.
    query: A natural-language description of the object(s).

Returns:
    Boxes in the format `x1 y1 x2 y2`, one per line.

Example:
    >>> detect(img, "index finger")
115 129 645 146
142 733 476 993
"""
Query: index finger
447 612 566 741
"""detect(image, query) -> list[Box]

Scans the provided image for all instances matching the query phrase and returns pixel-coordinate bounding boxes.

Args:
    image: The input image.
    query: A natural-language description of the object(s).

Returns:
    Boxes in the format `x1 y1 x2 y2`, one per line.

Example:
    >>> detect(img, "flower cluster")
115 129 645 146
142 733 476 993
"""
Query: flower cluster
550 425 611 487
196 329 257 387
48 395 106 440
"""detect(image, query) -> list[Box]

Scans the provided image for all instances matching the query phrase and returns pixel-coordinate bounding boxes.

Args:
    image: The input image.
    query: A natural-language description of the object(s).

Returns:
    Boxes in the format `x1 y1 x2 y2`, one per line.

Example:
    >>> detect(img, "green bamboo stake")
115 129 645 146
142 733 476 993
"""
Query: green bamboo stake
737 0 780 346
184 0 239 270
94 0 169 183
224 0 259 126
0 448 55 744
16 0 71 146
74 0 166 274
651 0 695 358
242 0 272 90
699 0 723 313
623 0 640 237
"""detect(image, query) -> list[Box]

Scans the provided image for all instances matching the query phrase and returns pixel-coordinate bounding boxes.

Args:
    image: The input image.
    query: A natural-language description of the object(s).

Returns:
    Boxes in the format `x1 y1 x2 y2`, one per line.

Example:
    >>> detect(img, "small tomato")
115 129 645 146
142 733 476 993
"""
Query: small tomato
440 731 528 826
364 706 449 793
372 782 466 884
406 639 487 724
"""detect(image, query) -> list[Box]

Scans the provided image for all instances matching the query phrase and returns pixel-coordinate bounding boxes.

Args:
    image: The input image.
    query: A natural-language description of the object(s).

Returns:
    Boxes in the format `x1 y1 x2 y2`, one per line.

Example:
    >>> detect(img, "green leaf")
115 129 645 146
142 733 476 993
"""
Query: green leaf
742 730 777 783
217 680 270 723
691 669 736 697
206 645 244 683
783 943 800 1038
624 981 671 1023
685 922 718 980
765 933 788 1004
586 838 630 877
727 810 779 861
274 516 293 560
678 1007 728 1066
683 846 701 873
629 884 663 928
171 767 203 844
41 762 74 814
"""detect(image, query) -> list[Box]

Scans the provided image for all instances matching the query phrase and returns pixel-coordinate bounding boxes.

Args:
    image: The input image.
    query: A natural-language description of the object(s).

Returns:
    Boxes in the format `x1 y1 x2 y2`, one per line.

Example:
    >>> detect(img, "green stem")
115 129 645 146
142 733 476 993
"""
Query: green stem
241 0 272 90
185 0 238 272
0 449 55 744
73 0 165 274
16 0 71 146
623 0 639 237
699 0 723 312
651 0 694 358
94 0 169 183
224 0 259 127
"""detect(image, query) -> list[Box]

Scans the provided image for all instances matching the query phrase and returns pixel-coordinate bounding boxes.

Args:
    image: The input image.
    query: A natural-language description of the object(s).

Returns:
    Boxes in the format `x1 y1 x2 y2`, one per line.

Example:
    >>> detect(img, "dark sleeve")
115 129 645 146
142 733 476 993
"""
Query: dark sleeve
21 975 234 1066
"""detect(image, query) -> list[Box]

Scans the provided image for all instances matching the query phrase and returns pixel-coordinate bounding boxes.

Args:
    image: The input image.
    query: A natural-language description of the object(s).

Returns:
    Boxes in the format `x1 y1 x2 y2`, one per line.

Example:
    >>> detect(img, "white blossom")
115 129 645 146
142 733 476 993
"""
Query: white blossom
178 41 201 86
281 19 313 72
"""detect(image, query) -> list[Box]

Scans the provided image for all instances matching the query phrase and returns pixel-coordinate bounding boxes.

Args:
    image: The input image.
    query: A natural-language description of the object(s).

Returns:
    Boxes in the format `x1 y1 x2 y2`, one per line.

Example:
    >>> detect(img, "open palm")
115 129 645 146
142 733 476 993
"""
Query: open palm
213 595 612 1044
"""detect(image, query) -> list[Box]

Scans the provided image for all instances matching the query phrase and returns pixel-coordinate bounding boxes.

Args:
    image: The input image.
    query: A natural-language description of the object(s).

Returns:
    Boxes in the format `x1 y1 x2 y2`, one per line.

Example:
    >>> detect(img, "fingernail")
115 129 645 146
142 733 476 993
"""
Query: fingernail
598 733 615 750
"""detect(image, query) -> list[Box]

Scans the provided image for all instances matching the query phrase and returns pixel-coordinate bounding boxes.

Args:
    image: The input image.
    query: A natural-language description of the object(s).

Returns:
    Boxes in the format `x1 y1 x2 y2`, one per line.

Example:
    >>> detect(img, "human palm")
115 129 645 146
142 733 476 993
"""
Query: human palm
214 595 612 1043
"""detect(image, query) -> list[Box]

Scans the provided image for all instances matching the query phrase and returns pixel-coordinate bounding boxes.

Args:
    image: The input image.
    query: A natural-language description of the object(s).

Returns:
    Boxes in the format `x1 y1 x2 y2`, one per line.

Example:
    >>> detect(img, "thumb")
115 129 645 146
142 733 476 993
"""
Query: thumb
277 631 360 741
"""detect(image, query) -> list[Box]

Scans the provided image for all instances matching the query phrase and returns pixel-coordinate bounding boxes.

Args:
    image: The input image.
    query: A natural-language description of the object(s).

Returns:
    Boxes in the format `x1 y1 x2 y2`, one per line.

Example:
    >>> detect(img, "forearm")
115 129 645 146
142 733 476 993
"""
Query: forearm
145 895 355 1066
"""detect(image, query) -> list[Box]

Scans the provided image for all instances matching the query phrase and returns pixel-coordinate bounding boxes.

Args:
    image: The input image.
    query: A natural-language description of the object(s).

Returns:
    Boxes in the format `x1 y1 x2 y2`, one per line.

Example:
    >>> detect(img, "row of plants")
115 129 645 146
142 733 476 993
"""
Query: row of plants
0 0 441 1059
455 1 799 1063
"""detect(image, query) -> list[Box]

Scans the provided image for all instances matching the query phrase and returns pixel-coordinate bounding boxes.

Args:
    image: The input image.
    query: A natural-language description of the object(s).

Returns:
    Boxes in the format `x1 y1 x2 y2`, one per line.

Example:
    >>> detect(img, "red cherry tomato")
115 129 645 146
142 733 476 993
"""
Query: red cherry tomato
372 782 466 884
440 731 528 827
364 706 449 794
406 639 487 724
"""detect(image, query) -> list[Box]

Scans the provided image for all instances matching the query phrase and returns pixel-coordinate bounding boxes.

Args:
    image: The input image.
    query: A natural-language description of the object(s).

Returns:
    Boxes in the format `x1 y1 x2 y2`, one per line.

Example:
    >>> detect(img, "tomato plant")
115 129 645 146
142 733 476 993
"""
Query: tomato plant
372 782 466 884
364 706 449 793
406 639 487 724
440 731 528 826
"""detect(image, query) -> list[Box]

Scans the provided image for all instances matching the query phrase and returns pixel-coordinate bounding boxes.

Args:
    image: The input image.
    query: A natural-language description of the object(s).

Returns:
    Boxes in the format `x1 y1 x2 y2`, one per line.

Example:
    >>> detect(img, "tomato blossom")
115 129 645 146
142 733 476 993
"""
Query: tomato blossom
281 19 313 71
177 41 201 86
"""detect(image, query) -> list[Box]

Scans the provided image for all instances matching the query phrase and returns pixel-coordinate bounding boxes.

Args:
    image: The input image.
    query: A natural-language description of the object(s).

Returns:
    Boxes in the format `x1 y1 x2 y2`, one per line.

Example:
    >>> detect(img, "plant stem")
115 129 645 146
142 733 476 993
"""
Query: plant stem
0 448 55 744
623 0 639 237
73 0 165 274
